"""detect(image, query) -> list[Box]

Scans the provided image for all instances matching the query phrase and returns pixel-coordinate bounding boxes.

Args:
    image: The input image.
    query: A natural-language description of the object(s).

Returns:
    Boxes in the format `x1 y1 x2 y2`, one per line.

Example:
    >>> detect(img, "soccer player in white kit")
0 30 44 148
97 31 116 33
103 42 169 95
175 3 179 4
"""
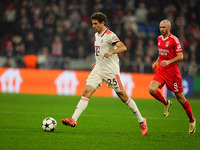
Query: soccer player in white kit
61 12 148 135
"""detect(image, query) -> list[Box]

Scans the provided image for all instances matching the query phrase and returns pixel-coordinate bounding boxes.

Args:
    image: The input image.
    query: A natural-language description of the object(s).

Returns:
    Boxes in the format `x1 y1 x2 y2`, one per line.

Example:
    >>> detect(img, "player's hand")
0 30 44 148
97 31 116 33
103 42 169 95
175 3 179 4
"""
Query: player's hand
160 60 169 67
91 62 96 69
102 51 113 59
152 62 158 69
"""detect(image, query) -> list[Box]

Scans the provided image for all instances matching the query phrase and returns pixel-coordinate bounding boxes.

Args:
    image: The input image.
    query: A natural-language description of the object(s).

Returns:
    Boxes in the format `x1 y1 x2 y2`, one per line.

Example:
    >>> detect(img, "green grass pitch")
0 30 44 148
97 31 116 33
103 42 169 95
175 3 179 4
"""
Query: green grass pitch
0 93 199 150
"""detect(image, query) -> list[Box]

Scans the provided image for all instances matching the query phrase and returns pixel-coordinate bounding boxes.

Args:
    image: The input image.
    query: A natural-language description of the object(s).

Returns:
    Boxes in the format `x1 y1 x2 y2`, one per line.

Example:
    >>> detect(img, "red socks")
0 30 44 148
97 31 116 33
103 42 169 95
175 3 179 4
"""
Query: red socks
151 91 168 105
182 100 194 123
151 91 194 123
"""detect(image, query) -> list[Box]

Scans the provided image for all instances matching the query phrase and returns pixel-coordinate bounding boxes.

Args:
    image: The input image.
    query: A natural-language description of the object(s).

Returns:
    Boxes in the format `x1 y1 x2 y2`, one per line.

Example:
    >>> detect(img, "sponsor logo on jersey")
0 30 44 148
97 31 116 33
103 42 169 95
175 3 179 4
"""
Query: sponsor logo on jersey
158 48 169 56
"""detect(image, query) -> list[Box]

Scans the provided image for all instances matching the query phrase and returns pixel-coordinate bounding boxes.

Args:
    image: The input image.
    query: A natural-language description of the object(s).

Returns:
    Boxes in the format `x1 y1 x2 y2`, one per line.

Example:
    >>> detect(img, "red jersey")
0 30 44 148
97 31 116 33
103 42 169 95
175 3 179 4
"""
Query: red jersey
157 33 182 75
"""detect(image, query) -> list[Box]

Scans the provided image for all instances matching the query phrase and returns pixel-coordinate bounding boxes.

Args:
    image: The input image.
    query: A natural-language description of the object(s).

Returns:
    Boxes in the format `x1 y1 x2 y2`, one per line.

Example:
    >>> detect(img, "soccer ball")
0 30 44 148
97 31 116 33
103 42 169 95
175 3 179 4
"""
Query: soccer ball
42 117 57 132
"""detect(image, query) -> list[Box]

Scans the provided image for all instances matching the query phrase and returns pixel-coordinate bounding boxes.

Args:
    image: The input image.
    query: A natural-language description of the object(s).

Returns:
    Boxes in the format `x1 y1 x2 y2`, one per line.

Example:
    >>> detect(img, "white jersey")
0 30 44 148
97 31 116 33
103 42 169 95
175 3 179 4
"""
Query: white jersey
94 28 120 74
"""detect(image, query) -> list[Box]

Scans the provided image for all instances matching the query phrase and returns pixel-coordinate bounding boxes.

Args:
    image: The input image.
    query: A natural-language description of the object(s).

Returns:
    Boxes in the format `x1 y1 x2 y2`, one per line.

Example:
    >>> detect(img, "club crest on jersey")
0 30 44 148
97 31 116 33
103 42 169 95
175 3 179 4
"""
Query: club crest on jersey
100 39 104 43
166 41 169 47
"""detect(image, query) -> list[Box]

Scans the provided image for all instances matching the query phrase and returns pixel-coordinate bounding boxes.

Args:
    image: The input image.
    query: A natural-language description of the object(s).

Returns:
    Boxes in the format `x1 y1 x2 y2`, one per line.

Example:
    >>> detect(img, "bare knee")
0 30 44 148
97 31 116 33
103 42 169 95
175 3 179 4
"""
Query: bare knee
149 86 157 95
175 92 186 104
116 89 129 103
82 85 95 98
149 81 160 95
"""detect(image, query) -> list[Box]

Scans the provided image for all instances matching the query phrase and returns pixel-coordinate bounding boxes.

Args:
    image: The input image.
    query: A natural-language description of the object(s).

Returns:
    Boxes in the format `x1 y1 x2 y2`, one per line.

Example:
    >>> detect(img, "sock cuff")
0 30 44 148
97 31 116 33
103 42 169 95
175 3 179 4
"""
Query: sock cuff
81 96 89 102
126 98 132 105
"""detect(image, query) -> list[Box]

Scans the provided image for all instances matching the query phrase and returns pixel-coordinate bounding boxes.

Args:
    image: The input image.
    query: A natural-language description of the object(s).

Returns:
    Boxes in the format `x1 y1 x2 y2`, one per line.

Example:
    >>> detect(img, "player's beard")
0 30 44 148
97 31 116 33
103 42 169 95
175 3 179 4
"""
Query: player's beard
161 30 167 37
160 30 165 35
161 30 170 37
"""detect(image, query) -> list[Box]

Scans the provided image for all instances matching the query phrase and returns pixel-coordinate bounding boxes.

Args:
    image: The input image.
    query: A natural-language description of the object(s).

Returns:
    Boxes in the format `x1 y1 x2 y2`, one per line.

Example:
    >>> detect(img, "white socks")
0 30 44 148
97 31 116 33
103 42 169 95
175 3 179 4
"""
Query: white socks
71 97 144 123
72 96 89 121
126 98 144 123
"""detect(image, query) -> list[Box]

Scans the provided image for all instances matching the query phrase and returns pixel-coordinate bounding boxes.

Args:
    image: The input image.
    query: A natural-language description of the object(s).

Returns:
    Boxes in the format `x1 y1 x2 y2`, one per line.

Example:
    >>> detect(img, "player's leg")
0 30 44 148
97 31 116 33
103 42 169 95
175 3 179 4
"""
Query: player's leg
149 80 168 105
116 90 144 123
174 92 196 134
149 80 172 117
61 69 102 127
71 85 96 121
61 85 96 127
116 89 148 135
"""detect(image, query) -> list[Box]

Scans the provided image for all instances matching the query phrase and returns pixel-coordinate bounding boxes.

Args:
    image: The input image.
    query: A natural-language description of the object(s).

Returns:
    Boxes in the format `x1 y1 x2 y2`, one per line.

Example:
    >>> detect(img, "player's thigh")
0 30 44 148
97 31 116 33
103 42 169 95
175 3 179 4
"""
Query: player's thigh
103 73 124 93
86 69 104 91
149 80 162 93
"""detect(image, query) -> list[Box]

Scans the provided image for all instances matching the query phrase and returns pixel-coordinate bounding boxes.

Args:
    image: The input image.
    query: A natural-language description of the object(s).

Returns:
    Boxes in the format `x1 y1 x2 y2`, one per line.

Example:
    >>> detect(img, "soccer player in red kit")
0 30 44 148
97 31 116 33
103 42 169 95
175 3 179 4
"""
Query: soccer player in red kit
149 19 196 134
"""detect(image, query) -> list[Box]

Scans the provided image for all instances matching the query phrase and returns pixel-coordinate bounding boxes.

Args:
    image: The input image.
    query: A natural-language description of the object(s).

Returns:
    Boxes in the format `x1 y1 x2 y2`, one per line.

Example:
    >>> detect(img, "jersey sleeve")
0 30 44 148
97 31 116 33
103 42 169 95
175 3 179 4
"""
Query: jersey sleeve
173 36 182 53
109 33 120 45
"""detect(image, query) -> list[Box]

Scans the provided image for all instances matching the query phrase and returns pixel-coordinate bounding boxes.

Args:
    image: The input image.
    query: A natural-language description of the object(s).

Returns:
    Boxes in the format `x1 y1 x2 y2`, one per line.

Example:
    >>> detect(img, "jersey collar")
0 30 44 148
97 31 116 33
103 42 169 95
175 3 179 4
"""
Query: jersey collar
99 28 108 37
162 33 171 41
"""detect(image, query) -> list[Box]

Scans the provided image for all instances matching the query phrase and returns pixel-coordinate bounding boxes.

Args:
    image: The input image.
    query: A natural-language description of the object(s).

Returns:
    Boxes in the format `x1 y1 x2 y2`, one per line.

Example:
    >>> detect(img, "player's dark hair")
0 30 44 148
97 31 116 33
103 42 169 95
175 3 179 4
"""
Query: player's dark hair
91 12 107 26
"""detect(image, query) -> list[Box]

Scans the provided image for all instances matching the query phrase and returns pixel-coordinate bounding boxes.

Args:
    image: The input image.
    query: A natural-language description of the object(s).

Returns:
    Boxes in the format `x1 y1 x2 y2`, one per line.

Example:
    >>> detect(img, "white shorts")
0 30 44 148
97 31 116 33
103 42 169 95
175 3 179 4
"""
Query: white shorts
86 68 124 92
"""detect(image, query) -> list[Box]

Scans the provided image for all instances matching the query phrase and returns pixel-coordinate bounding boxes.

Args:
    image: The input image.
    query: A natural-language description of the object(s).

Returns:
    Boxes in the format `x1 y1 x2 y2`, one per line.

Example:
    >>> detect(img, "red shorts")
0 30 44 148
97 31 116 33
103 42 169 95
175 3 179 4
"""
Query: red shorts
152 72 183 93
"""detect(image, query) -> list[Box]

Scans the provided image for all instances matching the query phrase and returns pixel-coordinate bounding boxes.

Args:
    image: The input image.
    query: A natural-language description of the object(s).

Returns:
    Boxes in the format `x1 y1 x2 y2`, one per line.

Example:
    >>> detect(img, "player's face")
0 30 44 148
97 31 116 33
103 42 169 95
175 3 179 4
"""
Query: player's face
159 22 171 37
92 19 105 33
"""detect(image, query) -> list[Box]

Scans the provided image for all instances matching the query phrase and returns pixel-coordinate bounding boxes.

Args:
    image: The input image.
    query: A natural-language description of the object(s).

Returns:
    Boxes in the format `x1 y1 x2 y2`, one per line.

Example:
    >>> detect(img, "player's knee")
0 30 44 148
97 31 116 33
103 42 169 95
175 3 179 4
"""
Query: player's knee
149 86 156 95
177 97 185 105
116 90 129 103
82 85 95 98
175 94 186 104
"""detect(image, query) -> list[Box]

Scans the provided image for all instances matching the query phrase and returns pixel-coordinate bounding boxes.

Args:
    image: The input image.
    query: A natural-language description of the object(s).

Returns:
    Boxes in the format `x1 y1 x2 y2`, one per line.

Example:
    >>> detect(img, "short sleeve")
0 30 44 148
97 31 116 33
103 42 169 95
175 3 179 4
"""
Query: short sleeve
173 37 182 53
110 33 120 45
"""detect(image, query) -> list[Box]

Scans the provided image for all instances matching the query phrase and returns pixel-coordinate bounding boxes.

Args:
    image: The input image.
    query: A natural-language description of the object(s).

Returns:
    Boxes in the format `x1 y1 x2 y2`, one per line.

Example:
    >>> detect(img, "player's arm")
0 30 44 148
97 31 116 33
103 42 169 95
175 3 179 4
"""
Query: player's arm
102 41 127 59
152 57 159 69
160 52 183 67
91 62 96 69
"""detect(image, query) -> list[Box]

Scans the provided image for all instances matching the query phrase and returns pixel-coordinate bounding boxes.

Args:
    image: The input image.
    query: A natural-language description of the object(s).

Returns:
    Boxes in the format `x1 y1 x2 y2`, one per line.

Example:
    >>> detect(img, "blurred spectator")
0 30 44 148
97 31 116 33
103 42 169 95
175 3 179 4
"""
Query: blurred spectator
3 5 16 35
3 41 16 67
164 4 177 23
75 45 87 59
37 46 49 68
135 2 148 24
3 41 16 58
145 39 157 60
79 10 90 29
148 7 160 25
16 43 26 67
123 11 138 35
34 18 44 46
144 55 153 73
25 32 38 54
12 35 22 52
188 60 198 76
51 35 63 56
